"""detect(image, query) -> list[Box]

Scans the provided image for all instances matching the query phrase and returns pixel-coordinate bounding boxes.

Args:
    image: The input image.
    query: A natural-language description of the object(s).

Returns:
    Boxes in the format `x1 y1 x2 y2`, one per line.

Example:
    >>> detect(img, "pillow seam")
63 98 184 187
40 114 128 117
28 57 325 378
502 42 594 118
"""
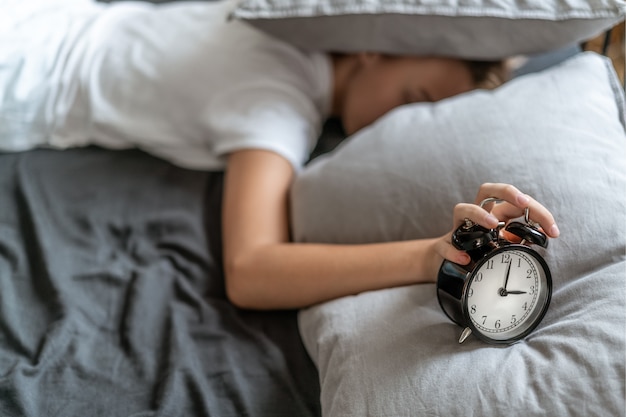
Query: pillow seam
234 5 624 20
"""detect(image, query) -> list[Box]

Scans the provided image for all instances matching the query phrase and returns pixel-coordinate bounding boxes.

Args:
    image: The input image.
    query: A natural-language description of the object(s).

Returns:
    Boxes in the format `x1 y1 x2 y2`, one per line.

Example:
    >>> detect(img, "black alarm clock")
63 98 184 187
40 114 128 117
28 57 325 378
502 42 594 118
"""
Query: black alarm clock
437 198 552 345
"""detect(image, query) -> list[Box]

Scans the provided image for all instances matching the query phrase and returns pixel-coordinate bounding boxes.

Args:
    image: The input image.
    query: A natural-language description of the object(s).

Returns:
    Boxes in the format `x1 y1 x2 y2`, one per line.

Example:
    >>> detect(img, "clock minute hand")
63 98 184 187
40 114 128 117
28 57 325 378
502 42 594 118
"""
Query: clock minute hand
503 259 512 289
499 259 513 296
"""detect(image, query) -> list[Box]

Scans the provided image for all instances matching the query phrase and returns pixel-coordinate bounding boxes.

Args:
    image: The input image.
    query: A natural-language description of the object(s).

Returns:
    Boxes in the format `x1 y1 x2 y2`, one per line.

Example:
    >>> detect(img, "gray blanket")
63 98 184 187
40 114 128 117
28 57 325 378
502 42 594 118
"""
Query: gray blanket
0 147 320 416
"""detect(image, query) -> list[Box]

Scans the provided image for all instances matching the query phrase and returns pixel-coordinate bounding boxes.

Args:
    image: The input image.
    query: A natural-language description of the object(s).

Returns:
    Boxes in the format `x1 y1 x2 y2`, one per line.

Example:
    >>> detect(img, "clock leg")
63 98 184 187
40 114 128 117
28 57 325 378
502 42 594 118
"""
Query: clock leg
458 327 473 344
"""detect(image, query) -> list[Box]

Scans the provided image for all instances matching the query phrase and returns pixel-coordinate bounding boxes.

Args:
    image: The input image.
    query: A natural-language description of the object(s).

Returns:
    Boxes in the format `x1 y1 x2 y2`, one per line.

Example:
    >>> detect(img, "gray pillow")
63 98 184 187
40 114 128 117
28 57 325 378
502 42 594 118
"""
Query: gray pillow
292 52 626 416
232 0 625 59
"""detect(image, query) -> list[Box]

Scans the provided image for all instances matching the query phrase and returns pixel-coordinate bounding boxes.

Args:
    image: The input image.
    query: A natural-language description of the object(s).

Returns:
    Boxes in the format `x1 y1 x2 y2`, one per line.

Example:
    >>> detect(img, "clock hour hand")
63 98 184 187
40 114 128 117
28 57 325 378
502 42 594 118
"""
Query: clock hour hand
505 290 527 295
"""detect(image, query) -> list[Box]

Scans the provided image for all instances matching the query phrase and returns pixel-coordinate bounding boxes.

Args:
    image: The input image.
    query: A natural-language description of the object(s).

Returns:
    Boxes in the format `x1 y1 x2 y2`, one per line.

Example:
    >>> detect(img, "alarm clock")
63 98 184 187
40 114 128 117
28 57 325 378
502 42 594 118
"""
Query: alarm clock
436 198 552 345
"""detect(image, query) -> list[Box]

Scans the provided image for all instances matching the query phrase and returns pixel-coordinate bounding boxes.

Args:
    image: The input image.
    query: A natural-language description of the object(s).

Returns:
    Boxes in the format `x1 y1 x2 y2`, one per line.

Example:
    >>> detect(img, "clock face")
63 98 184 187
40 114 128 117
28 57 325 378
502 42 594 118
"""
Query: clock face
463 246 551 343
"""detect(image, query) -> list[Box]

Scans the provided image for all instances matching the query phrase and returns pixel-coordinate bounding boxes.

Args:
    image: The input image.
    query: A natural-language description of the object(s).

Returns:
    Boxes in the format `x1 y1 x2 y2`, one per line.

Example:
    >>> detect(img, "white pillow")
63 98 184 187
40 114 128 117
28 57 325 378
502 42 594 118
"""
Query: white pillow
232 0 625 59
291 52 626 417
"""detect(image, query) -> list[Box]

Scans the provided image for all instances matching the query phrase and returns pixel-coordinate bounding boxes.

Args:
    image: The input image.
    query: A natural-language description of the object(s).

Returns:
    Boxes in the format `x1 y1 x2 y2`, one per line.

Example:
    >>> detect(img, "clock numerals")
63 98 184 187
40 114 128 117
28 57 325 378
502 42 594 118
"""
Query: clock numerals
503 254 530 270
467 250 543 335
471 314 518 329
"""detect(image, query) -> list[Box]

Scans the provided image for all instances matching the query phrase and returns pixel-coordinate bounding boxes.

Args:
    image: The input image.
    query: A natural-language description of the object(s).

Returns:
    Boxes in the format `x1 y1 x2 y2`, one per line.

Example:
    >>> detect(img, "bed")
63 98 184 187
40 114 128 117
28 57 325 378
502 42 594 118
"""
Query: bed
1 0 625 416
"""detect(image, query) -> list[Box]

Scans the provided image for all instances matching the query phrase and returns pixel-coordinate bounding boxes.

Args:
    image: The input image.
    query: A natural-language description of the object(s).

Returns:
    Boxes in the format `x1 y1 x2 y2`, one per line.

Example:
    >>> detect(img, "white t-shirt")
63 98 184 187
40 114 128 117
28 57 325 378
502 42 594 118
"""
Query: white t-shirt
0 0 332 170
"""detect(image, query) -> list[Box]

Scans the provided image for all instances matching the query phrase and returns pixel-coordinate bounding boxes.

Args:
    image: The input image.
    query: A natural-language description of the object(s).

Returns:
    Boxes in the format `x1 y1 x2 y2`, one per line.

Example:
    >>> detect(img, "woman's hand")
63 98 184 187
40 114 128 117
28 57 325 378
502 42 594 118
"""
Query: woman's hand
432 183 560 267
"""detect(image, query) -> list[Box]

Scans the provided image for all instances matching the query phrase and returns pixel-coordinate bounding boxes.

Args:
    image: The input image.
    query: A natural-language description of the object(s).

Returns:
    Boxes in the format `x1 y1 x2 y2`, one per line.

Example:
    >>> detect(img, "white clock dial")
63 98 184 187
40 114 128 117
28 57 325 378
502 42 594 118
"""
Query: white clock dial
464 248 549 341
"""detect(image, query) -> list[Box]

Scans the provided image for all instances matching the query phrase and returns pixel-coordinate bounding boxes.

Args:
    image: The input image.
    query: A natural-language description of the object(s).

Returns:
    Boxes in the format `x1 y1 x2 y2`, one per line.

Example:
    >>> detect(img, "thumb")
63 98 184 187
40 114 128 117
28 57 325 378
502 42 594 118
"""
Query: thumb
435 233 471 266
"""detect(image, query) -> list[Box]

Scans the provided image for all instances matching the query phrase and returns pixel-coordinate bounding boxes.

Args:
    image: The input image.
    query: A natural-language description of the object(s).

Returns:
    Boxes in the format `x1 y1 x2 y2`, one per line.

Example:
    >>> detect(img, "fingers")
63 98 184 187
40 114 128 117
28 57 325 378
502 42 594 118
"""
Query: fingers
453 202 501 230
455 183 560 238
491 195 559 238
473 183 529 208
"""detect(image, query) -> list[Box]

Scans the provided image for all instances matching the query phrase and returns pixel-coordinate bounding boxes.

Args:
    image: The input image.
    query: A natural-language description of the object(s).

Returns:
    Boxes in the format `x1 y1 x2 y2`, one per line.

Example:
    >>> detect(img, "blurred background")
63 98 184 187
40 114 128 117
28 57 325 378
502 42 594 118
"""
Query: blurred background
584 21 625 85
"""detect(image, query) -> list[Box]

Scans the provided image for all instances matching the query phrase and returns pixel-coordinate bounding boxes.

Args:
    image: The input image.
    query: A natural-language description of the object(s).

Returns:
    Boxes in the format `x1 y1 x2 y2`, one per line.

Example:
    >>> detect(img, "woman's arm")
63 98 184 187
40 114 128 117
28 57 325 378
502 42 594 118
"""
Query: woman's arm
222 149 558 310
222 149 443 309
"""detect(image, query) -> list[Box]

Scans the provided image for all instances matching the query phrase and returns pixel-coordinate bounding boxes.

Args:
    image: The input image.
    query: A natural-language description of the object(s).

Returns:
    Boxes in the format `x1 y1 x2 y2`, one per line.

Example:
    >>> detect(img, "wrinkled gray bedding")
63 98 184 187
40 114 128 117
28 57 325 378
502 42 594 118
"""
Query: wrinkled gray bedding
0 147 320 416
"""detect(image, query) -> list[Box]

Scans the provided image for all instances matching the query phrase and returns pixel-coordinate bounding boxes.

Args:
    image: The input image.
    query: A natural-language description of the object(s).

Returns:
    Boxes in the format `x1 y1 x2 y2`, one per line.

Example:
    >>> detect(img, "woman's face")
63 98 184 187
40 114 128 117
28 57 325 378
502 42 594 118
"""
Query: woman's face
339 54 475 135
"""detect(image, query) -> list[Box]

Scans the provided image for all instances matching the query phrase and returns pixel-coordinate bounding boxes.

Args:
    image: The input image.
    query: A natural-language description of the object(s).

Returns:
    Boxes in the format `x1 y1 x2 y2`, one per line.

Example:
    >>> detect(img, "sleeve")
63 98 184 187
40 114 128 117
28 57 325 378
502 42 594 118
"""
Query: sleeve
205 79 324 171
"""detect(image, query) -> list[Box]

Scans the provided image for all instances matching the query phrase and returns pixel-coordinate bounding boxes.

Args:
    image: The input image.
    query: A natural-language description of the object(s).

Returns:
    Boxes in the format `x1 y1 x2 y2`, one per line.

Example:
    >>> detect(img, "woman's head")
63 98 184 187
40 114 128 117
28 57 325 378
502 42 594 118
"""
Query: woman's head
331 53 506 135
